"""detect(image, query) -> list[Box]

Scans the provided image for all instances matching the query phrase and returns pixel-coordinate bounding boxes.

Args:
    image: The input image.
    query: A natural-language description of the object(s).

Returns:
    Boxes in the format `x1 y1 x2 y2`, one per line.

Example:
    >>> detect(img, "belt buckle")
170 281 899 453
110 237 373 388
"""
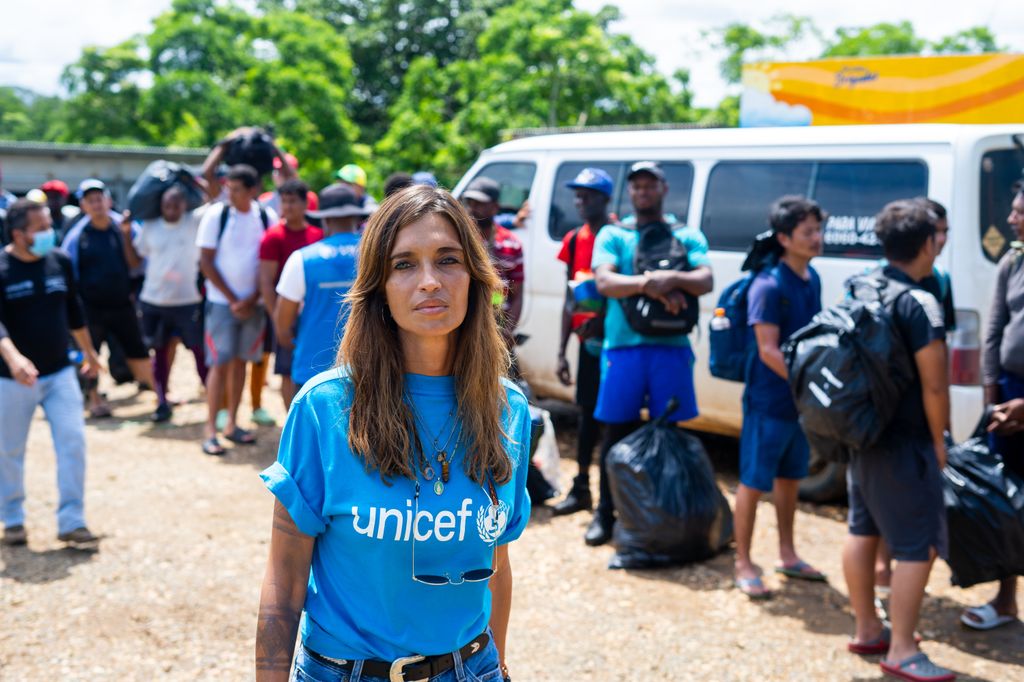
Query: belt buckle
389 654 426 682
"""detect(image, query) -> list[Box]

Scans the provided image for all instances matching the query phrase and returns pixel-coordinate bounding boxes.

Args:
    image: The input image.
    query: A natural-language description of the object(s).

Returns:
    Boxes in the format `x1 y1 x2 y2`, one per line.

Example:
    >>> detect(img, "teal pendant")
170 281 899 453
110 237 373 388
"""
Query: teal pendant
433 480 444 496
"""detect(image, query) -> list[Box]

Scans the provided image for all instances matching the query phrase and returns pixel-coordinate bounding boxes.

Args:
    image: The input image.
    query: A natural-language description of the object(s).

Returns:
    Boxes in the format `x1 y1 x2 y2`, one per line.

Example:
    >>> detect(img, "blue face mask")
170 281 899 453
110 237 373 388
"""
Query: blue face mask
28 228 56 257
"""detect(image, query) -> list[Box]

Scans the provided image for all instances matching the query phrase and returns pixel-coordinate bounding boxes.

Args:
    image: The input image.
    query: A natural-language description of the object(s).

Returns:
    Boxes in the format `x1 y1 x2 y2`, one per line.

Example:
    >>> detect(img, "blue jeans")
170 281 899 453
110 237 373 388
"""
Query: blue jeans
0 366 88 534
292 639 503 682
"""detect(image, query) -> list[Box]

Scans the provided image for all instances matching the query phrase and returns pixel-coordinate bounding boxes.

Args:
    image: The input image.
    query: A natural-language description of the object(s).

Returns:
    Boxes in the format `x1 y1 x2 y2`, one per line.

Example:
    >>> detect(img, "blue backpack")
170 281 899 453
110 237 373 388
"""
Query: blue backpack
708 267 786 382
708 274 758 382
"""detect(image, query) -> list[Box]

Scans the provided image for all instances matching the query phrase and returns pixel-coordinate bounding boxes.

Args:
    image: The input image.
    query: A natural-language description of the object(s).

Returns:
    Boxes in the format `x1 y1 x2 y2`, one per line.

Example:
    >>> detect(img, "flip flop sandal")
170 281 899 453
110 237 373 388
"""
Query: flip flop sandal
735 576 772 601
201 437 227 456
960 604 1018 631
880 652 955 682
89 404 113 419
848 625 922 655
775 560 827 582
224 428 257 445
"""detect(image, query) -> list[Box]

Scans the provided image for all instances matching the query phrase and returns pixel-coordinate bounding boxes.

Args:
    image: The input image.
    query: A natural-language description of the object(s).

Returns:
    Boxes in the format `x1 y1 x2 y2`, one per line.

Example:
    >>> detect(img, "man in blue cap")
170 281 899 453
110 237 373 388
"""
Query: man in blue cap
552 167 614 516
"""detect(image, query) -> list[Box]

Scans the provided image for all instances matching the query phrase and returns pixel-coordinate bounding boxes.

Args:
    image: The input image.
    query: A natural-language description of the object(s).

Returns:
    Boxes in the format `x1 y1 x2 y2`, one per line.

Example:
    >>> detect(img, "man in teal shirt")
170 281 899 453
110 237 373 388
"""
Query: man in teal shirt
587 161 714 546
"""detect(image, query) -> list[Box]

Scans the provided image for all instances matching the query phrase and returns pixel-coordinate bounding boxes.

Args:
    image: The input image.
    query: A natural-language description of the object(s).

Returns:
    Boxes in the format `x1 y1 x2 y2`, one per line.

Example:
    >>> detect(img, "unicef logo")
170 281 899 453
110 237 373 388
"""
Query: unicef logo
476 501 509 543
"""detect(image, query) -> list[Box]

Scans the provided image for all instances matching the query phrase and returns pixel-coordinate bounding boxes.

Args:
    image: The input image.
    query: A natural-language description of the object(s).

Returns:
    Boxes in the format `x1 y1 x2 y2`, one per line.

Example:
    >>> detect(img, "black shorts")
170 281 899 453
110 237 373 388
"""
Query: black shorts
85 303 149 360
847 438 948 562
576 343 601 414
141 302 204 349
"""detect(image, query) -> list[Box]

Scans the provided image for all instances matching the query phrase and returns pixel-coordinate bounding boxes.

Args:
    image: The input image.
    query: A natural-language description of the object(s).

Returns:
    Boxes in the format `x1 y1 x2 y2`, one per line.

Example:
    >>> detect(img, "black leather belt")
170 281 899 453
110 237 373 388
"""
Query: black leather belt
308 632 490 682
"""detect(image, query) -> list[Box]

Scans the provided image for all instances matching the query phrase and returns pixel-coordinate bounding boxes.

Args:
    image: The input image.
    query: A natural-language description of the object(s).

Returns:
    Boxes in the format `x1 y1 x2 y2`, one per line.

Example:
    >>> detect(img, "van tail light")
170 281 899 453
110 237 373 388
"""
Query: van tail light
949 308 981 386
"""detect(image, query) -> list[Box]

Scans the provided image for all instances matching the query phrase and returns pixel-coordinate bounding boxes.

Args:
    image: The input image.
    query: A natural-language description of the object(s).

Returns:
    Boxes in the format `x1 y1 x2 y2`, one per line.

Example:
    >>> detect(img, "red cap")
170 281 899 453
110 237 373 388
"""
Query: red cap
273 153 299 170
40 179 69 196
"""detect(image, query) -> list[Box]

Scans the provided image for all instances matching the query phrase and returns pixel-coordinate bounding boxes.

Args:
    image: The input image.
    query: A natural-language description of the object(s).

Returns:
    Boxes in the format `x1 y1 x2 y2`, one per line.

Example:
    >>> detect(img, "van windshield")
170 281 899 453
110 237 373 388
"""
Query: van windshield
980 148 1024 263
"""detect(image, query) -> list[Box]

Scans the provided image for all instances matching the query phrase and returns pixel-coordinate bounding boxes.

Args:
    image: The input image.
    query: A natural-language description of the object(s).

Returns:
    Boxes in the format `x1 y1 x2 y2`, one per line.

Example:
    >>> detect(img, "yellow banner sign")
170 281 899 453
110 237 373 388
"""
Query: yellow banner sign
741 53 1024 127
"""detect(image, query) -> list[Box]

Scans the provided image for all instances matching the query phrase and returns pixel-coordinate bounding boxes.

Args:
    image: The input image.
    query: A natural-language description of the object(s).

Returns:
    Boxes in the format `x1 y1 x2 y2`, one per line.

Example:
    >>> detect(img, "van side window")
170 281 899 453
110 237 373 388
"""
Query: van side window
702 162 813 250
467 162 537 215
701 160 928 256
549 162 623 240
980 149 1021 263
815 161 928 258
616 162 694 228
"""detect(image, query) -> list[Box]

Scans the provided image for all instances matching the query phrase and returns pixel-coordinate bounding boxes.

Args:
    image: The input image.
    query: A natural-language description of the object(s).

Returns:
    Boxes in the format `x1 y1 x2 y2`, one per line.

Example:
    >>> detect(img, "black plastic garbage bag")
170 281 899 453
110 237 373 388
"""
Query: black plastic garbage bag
126 160 205 221
223 128 277 175
942 414 1024 588
525 409 555 504
608 402 733 569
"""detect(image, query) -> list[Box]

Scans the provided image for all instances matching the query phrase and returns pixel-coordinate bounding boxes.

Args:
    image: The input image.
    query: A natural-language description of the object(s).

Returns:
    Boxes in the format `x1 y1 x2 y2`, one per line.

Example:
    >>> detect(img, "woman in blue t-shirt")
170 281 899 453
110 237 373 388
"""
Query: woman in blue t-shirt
256 185 531 682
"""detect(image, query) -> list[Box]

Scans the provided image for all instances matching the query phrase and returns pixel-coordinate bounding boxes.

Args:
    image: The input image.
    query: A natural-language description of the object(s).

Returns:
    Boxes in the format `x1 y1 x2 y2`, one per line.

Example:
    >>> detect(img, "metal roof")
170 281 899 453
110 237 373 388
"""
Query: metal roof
0 139 207 159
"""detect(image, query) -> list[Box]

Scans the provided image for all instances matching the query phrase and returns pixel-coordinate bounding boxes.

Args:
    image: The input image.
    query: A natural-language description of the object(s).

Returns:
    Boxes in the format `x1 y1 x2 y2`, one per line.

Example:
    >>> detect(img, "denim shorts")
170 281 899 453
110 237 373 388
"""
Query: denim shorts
292 639 503 682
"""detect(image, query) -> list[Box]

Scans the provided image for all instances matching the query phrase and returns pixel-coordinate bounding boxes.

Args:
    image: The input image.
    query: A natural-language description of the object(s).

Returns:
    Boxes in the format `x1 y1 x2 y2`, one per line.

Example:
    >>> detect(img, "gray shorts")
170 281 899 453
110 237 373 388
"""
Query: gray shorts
203 302 266 367
847 438 948 562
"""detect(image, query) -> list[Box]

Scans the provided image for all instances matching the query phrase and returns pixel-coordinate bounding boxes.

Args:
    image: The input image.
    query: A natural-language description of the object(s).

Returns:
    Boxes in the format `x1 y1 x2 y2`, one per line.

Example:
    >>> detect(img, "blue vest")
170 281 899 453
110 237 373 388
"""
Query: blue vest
292 232 360 385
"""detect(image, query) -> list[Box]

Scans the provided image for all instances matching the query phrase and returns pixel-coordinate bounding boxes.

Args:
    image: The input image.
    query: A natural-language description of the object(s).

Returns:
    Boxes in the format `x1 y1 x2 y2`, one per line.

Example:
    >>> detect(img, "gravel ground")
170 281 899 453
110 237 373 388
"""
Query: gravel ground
1 362 1022 681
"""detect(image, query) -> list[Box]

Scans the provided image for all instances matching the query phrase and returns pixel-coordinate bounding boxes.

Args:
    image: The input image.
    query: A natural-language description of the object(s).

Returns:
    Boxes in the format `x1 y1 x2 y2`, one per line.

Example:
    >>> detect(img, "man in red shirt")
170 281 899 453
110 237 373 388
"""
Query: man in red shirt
553 168 614 515
258 179 323 407
462 176 524 333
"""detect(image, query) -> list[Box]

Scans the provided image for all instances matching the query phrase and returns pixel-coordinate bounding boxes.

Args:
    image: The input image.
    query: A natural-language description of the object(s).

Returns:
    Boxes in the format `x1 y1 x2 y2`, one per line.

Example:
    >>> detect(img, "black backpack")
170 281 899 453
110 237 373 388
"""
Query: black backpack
782 271 916 459
217 201 270 243
622 222 699 337
222 128 277 176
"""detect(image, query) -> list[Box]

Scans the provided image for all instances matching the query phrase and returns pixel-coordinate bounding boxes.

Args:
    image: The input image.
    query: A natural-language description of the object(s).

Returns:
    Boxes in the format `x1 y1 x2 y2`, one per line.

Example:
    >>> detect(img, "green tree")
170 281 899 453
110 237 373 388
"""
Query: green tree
931 27 1002 54
58 39 149 143
376 0 691 184
258 0 516 139
822 20 926 57
0 88 65 141
705 14 813 84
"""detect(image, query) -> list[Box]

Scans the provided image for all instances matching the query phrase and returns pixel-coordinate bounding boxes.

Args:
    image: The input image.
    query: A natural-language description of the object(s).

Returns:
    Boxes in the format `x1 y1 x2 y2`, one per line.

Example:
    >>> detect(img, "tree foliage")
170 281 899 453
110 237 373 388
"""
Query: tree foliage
377 0 691 185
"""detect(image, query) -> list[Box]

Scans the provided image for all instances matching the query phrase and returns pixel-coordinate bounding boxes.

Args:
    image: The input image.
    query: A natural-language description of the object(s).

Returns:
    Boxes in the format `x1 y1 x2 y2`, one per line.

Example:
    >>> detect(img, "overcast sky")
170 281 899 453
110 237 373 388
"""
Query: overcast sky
1 0 1021 109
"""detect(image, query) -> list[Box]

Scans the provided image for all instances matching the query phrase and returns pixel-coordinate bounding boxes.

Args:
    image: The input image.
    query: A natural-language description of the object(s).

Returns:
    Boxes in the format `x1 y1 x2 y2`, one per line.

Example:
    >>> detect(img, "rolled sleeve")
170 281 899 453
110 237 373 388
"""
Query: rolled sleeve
259 395 327 536
260 462 326 537
498 400 533 545
679 227 711 268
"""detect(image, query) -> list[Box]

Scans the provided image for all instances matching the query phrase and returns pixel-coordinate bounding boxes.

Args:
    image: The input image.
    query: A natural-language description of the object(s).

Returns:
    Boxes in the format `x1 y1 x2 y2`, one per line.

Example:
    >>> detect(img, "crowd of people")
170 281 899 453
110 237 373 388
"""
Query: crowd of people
0 138 1022 681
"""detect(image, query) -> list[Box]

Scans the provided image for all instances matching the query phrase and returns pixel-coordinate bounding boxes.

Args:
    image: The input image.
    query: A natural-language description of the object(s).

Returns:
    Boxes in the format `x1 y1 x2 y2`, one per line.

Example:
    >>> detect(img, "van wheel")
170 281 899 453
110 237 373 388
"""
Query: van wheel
798 455 847 503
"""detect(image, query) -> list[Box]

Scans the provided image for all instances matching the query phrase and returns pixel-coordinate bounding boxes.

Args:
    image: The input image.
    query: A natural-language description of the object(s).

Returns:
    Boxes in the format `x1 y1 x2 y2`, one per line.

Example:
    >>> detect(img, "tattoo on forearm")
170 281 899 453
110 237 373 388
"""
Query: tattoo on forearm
256 605 300 671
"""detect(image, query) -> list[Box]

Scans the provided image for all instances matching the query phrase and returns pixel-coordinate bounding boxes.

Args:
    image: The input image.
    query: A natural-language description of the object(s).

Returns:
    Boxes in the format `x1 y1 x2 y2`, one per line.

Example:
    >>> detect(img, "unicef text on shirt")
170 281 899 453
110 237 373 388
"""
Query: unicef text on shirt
351 498 475 543
824 215 880 247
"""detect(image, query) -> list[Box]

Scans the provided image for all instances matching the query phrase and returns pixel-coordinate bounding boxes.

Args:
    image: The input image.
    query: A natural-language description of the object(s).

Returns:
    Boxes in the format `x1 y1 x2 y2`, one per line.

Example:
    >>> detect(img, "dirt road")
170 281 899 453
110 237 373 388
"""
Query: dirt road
1 368 1021 680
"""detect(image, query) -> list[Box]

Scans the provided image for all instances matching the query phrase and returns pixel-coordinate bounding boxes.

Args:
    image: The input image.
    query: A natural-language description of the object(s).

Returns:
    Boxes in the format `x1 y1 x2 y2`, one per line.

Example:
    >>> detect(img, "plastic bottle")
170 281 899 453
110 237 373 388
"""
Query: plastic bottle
709 307 731 331
67 349 84 365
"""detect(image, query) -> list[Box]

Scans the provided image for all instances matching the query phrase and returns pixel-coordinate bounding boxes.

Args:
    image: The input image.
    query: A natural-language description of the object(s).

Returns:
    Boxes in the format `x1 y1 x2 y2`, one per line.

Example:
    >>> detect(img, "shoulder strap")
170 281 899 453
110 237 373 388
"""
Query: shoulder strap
259 205 269 230
567 228 579 277
217 203 230 244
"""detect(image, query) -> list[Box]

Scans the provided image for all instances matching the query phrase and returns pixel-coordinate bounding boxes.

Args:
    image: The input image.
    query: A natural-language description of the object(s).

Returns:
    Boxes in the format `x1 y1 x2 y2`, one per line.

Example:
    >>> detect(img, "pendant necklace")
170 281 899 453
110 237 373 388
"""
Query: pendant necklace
408 400 461 495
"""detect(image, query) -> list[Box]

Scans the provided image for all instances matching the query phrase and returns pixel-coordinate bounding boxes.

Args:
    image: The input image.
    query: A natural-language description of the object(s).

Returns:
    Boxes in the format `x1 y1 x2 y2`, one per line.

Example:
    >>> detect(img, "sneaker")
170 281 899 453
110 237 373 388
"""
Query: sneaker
2 525 27 546
251 408 277 426
216 409 229 431
58 527 99 547
151 403 173 423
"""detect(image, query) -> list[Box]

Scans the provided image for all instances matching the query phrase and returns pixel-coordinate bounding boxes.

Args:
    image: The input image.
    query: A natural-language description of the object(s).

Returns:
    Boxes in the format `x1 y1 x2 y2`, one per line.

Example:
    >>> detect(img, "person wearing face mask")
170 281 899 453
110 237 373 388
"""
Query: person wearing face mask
0 199 103 549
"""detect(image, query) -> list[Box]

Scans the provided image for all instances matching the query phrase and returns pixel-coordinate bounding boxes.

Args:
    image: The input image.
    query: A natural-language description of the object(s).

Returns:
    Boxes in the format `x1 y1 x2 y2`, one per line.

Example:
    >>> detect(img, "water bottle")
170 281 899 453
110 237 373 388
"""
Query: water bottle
710 308 731 331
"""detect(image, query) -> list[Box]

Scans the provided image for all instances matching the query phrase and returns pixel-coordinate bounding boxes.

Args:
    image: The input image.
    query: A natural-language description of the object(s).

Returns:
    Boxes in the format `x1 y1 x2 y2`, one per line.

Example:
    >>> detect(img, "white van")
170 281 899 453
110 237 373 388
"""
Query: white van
454 124 1023 470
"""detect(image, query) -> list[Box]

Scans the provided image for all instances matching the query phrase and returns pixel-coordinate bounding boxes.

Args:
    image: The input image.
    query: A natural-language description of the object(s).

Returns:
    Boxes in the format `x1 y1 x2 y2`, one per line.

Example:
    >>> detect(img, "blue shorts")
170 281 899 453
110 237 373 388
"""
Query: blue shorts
594 345 698 424
847 438 947 562
739 411 810 492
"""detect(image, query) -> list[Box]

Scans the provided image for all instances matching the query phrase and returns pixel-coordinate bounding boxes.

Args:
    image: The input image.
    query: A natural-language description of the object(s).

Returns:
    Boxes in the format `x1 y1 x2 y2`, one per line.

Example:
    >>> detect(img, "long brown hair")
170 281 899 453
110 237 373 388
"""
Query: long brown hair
338 184 514 484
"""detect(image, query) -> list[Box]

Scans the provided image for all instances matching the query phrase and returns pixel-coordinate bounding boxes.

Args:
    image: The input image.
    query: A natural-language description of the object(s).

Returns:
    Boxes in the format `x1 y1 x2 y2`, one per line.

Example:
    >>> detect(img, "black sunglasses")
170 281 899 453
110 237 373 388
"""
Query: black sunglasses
411 481 498 586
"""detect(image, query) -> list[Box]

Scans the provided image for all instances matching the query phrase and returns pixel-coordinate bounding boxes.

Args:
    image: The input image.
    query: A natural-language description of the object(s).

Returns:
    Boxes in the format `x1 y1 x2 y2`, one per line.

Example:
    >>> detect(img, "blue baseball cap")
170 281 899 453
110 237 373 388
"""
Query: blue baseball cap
412 171 438 188
566 167 613 197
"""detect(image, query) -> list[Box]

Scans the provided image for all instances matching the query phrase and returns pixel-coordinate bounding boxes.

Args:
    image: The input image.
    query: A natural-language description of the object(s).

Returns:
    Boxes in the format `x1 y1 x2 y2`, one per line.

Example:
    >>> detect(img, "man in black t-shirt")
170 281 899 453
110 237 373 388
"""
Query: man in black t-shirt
61 179 155 419
842 201 954 682
0 199 102 548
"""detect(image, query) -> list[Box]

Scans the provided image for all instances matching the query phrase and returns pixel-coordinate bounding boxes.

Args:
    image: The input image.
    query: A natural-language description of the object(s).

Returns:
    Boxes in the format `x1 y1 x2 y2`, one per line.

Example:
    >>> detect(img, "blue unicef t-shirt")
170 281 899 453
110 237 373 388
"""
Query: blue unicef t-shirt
590 222 712 350
293 233 360 385
744 262 822 420
260 369 532 662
